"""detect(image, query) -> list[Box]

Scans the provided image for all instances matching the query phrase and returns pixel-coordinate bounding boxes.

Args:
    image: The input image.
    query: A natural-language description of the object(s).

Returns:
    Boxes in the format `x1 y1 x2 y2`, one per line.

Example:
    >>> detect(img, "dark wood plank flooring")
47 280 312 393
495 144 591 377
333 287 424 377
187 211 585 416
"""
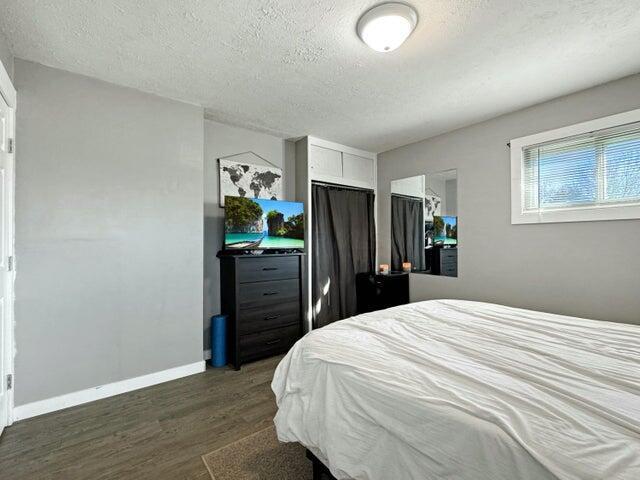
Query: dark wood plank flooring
0 356 282 480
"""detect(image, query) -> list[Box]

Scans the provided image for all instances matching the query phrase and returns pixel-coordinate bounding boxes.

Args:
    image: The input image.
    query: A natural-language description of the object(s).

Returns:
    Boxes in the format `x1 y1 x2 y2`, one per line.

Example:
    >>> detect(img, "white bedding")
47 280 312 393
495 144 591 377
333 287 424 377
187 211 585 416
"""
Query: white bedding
271 300 640 480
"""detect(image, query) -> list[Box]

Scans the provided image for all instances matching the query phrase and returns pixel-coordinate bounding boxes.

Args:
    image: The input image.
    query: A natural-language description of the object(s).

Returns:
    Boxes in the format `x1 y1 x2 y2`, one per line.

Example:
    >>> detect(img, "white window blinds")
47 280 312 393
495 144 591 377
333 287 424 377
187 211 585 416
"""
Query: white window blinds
523 122 640 213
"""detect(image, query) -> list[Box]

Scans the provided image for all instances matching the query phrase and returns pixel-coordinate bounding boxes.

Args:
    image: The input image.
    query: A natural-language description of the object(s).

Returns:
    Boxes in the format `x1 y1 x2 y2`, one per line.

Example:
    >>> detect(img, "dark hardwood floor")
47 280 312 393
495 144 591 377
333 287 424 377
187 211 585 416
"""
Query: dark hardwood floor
0 356 282 480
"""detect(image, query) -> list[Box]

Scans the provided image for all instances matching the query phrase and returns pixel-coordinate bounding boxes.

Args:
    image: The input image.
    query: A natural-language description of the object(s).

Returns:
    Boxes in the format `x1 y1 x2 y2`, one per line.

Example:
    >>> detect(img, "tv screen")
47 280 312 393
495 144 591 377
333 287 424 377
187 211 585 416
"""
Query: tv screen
224 196 304 250
433 215 457 245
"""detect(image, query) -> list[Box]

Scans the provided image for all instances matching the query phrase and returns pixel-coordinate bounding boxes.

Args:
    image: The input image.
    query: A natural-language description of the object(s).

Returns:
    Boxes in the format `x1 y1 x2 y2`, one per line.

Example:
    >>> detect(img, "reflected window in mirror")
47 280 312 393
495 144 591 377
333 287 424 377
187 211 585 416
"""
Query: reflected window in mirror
391 169 457 277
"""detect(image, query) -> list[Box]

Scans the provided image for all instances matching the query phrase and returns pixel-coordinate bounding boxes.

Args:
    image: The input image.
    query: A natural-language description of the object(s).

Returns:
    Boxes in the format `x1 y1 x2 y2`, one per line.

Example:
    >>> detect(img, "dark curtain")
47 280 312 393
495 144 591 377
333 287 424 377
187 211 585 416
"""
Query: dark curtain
391 194 425 271
312 184 376 329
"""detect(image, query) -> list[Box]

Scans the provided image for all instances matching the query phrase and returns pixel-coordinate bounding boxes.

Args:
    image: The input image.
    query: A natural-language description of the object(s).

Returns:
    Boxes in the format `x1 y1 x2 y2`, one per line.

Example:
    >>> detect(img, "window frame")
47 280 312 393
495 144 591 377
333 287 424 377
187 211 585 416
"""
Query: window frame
510 108 640 224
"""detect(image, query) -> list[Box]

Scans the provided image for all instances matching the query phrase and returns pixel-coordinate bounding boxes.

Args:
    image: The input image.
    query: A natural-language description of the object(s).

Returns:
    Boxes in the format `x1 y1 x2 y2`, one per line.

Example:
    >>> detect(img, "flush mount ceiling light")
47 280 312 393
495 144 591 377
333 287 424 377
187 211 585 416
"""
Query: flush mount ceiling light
357 3 418 53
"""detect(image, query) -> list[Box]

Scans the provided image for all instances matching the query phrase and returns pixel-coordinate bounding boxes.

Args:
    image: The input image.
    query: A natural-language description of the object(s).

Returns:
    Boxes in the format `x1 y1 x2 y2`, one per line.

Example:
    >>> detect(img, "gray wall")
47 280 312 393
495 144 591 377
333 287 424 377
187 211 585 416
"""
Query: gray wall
378 73 640 325
14 59 204 405
0 28 12 81
203 119 294 351
445 179 457 215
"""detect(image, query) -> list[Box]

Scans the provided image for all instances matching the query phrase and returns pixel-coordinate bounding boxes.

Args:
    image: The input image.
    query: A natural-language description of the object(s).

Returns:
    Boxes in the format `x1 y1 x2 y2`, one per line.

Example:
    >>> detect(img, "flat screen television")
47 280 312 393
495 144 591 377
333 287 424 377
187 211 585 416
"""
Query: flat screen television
224 196 304 250
432 215 457 246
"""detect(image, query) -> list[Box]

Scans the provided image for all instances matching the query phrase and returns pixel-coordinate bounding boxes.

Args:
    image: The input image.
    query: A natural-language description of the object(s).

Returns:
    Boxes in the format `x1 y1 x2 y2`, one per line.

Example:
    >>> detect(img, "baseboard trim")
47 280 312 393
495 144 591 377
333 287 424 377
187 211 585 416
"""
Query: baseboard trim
13 361 206 421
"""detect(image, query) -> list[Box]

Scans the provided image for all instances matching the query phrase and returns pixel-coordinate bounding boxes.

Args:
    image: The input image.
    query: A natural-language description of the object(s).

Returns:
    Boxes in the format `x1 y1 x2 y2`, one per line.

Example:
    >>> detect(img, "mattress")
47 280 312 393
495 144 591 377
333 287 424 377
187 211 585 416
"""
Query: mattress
271 299 640 480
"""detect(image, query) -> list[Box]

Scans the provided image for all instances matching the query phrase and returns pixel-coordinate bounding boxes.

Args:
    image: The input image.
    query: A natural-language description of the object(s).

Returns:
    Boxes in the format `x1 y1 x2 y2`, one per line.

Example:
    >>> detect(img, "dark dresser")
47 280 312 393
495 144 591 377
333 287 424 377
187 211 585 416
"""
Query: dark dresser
355 272 410 314
431 247 457 277
219 253 306 370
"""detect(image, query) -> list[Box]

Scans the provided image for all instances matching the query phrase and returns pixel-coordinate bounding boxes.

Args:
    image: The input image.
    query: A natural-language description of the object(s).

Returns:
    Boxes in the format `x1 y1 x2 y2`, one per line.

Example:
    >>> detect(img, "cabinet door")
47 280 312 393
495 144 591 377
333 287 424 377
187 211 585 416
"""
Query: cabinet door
342 153 374 185
309 145 342 177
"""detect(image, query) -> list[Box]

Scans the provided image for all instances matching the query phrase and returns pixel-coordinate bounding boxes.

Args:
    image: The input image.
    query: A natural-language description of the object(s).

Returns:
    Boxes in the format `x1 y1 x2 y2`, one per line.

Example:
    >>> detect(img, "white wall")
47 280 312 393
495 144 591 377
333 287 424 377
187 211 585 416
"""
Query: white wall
0 28 12 81
203 119 294 351
14 59 204 406
378 73 640 325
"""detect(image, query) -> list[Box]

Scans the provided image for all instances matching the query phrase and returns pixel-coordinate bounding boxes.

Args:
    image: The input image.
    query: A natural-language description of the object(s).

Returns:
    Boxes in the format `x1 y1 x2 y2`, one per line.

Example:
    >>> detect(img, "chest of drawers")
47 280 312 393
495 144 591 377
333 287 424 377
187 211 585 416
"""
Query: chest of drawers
219 253 306 369
432 247 458 277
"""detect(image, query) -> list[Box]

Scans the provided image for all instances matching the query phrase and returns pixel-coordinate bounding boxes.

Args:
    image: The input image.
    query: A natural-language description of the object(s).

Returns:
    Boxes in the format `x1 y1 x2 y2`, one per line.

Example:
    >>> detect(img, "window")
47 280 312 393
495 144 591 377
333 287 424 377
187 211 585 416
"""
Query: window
511 109 640 224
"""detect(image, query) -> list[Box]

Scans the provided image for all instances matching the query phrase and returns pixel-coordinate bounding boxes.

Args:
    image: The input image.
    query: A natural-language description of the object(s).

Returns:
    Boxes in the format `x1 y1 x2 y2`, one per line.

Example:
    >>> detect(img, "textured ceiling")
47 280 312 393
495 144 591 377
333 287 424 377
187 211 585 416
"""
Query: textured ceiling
1 1 640 152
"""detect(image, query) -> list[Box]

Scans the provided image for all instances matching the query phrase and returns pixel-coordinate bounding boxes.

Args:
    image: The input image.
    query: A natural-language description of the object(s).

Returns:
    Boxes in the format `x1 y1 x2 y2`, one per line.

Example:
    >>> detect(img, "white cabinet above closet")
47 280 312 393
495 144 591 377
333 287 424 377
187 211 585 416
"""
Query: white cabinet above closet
342 152 375 185
309 145 343 177
302 137 377 190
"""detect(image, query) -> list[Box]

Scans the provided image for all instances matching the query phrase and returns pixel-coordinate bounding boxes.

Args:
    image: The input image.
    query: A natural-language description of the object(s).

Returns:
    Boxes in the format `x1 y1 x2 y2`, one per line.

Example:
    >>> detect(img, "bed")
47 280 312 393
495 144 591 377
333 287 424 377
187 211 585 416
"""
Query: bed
271 299 640 480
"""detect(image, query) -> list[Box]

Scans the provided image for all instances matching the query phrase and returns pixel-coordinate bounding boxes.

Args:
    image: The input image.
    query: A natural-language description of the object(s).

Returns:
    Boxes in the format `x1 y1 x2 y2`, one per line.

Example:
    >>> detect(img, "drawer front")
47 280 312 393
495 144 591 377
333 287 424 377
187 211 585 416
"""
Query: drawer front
239 301 300 335
238 279 300 308
441 265 457 276
237 256 299 283
441 258 457 268
240 324 299 361
440 250 457 261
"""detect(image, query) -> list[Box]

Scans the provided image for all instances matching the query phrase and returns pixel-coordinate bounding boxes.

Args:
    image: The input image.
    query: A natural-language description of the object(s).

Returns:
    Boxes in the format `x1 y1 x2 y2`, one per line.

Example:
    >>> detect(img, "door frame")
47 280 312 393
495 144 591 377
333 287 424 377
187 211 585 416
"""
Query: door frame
0 58 16 428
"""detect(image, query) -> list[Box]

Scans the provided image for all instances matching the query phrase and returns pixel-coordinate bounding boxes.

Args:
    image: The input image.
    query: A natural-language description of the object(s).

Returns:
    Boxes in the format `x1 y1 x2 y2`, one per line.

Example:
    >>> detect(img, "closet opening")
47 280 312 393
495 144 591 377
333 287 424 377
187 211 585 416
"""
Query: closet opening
311 182 376 329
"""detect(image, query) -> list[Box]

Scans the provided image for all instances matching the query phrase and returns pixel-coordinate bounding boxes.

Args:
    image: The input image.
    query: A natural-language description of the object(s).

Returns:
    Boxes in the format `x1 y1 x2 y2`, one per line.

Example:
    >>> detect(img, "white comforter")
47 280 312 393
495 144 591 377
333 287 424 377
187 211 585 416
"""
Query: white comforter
272 300 640 480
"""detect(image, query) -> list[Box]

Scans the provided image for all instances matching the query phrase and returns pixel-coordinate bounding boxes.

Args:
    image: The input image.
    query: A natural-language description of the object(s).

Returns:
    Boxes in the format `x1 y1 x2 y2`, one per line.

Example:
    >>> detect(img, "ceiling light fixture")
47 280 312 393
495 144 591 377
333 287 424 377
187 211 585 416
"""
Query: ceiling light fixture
357 3 418 53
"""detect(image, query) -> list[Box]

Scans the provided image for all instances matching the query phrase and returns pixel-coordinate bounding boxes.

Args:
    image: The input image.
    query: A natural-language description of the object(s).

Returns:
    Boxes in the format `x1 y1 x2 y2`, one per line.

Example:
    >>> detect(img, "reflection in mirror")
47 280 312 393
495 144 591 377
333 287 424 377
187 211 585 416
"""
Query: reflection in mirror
391 169 457 277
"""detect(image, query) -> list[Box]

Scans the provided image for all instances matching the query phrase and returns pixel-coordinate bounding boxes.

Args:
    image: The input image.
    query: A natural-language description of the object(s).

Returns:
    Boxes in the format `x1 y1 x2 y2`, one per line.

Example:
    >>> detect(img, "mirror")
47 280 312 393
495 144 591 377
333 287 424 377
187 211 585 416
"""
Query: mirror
390 169 457 276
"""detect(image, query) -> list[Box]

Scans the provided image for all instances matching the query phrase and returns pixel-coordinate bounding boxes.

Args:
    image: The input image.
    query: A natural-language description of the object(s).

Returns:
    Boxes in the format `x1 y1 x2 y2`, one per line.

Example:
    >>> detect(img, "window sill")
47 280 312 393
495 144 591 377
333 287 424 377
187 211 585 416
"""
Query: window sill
512 202 640 224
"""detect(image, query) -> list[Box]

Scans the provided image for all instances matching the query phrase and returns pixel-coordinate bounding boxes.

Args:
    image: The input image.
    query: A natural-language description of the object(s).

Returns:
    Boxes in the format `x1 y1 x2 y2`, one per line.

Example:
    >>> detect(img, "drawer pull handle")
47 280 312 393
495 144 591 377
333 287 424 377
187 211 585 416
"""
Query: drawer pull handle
264 315 280 321
262 267 278 271
265 339 281 346
263 292 279 296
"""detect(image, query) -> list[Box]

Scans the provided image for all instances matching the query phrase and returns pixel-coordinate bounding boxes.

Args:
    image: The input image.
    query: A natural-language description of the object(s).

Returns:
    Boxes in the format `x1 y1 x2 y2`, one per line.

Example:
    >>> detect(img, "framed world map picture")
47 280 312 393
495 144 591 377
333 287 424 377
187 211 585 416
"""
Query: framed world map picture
218 159 283 207
424 194 441 221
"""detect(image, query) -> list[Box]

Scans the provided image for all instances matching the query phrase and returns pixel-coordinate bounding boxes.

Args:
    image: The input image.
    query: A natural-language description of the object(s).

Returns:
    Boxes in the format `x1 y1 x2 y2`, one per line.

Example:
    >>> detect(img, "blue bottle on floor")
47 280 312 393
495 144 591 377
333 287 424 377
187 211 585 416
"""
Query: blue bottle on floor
210 314 227 368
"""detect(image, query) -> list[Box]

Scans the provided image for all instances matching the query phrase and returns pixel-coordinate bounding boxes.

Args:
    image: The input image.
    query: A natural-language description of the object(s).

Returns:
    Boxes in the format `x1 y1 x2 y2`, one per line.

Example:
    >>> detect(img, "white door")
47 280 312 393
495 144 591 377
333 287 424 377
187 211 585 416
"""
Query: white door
0 92 14 436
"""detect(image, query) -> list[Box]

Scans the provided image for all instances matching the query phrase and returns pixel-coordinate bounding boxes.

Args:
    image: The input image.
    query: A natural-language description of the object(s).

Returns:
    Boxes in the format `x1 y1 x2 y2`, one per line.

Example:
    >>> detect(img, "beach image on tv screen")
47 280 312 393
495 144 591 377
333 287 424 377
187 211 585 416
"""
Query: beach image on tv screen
433 215 457 245
224 196 304 249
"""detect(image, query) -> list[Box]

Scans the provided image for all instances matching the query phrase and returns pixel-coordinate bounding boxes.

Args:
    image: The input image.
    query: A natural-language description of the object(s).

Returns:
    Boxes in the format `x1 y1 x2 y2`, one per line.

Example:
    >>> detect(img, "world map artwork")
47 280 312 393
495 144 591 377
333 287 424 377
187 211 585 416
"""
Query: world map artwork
219 159 283 206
